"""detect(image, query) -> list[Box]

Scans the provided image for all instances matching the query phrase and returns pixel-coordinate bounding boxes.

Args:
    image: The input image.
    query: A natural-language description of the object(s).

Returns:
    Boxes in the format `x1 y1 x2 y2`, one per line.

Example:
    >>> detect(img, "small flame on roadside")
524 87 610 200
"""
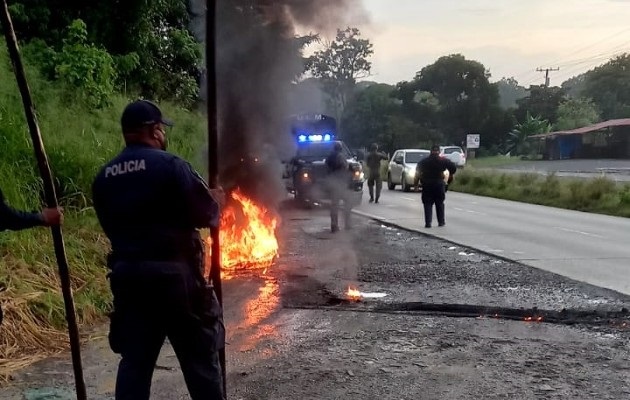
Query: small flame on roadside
346 286 362 300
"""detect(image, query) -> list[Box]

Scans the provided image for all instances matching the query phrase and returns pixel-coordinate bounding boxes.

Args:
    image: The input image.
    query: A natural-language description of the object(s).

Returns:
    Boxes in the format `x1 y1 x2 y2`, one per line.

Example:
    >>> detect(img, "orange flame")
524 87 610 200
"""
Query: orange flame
346 286 361 300
206 189 279 277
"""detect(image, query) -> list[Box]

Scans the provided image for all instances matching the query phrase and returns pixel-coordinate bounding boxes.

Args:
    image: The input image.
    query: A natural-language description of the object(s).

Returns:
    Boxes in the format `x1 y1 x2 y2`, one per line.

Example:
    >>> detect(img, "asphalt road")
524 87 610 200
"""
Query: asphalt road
2 209 629 399
354 189 630 296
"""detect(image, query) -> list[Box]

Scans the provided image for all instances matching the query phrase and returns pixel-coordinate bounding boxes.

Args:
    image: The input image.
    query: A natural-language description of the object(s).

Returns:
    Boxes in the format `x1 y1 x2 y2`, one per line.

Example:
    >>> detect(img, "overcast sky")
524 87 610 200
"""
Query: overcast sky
347 0 630 86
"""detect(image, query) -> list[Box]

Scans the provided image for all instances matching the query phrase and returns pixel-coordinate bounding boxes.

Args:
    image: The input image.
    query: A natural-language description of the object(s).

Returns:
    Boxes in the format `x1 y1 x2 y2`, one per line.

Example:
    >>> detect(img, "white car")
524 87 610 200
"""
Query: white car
440 146 466 167
387 149 430 192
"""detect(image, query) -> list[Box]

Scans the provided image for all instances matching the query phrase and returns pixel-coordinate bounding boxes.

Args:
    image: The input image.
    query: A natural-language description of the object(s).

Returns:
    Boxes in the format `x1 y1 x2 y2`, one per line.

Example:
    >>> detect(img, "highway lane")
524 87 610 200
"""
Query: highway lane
354 189 630 296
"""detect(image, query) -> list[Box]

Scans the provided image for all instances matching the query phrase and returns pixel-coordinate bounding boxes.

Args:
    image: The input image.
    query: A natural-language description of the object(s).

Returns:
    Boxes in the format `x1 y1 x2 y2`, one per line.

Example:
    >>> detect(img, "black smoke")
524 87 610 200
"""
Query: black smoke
188 0 367 209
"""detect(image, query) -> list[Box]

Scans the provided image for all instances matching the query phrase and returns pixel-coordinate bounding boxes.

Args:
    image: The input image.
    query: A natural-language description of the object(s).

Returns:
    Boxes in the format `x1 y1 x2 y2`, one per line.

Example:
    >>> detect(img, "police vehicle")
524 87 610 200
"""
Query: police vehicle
283 114 364 207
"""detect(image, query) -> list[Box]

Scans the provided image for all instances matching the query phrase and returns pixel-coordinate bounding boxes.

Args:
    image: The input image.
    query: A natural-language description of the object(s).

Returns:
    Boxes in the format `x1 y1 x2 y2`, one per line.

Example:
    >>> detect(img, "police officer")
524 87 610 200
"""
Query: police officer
417 145 457 228
92 100 225 400
1 187 63 325
0 188 63 231
325 142 351 232
365 143 388 203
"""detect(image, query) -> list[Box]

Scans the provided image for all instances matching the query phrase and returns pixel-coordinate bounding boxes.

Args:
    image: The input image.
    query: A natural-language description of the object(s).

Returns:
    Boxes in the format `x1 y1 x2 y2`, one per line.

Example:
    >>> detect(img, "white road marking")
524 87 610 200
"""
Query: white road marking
554 226 606 239
401 196 415 201
453 207 487 216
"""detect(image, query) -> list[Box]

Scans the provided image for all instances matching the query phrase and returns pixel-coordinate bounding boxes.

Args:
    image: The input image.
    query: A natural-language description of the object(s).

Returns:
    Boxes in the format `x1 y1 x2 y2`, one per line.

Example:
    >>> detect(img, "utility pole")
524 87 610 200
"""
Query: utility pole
536 67 560 88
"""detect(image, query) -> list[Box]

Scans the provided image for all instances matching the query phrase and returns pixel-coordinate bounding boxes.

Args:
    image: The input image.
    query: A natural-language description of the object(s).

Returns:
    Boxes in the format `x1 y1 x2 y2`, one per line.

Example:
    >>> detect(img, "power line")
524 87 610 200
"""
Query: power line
544 26 630 66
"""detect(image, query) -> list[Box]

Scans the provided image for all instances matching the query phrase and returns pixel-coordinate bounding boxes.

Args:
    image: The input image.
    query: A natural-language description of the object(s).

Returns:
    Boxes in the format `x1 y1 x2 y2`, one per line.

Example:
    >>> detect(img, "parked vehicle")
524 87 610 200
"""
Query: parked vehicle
440 146 466 167
387 149 430 192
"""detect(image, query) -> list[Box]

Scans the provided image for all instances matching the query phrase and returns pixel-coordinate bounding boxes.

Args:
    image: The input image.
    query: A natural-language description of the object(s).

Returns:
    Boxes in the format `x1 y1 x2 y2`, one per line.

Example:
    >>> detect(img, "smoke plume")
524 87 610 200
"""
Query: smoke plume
188 0 368 208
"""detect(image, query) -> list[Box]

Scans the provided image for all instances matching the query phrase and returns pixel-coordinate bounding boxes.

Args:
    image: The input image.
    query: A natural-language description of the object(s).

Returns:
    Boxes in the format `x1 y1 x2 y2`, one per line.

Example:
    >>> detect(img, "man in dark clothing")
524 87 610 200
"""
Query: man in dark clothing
417 145 457 228
92 100 225 400
325 142 351 232
1 188 63 324
0 188 63 231
365 143 388 203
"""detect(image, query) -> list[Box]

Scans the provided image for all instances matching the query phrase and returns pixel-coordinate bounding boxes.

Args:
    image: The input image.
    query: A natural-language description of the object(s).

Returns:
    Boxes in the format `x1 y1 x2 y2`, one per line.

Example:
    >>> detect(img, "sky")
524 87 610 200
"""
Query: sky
335 0 630 87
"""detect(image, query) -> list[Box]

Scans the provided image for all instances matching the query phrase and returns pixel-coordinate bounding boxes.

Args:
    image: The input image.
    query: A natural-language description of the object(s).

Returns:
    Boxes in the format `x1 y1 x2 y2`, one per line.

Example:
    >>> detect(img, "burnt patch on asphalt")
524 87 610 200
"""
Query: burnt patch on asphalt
286 298 630 329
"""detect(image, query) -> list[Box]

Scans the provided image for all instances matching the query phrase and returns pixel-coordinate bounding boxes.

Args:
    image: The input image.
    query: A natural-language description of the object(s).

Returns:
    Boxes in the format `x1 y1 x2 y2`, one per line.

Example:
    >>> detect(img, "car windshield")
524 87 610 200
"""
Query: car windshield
405 152 429 163
443 147 463 155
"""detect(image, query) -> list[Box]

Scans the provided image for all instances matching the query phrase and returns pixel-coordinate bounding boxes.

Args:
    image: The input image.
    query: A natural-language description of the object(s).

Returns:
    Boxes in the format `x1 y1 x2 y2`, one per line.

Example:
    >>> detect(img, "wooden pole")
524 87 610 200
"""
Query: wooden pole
0 2 87 399
205 0 226 396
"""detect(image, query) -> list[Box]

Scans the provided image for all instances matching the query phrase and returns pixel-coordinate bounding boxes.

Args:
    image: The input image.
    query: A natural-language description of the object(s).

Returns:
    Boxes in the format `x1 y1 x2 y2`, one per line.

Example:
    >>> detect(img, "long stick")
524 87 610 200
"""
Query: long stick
0 2 87 399
205 0 226 396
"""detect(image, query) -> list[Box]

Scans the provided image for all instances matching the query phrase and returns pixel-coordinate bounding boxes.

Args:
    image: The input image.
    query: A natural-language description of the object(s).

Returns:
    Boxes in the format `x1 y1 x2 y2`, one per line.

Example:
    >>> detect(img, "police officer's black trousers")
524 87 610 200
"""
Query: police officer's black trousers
367 173 382 201
421 182 446 226
108 261 224 400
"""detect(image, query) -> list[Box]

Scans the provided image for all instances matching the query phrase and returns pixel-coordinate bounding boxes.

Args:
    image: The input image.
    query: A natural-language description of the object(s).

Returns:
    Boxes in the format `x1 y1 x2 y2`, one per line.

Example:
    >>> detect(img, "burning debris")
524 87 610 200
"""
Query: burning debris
346 286 362 301
205 189 279 276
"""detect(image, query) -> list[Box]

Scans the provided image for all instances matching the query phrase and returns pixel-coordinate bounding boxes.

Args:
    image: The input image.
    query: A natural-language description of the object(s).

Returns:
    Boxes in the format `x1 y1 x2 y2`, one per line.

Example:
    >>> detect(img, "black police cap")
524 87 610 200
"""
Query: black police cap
121 100 174 132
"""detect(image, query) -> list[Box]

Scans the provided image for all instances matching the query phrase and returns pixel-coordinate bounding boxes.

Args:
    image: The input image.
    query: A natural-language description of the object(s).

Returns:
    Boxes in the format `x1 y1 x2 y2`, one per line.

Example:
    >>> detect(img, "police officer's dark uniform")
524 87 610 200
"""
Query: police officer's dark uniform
365 143 388 203
326 142 351 232
417 145 457 228
92 100 224 400
1 188 62 324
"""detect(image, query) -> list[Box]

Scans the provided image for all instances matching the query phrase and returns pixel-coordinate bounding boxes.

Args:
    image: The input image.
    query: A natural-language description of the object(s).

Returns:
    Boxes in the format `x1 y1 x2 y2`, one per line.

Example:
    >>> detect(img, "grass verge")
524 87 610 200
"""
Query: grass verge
450 168 630 218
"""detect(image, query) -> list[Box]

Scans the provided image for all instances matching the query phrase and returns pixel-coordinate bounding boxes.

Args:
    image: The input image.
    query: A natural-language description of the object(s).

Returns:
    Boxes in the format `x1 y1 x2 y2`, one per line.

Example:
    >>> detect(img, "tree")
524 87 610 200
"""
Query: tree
515 85 565 124
9 0 201 106
561 73 587 99
582 54 630 120
496 77 528 109
507 113 551 156
306 27 374 118
555 98 601 130
404 54 500 146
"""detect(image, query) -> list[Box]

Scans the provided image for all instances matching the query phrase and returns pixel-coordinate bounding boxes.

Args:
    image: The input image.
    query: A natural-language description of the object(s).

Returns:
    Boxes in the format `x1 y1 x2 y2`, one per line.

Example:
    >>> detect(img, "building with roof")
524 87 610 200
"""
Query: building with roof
528 119 630 160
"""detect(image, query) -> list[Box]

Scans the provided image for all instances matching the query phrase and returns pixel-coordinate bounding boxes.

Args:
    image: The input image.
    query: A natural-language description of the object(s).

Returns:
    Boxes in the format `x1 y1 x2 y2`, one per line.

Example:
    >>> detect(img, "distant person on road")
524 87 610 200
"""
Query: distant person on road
0 186 63 325
417 145 457 228
326 142 351 232
365 143 388 203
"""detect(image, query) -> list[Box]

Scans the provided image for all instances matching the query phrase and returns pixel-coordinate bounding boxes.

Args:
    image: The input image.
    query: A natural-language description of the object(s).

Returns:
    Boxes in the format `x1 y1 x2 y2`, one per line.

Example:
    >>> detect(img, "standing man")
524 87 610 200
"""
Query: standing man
417 145 457 228
92 100 225 400
326 142 351 232
1 188 63 325
365 143 388 203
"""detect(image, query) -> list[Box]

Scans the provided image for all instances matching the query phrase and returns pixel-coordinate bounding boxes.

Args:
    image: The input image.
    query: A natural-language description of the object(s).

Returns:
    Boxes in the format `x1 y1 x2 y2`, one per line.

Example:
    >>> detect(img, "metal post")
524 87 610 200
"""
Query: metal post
0 2 87 399
205 0 226 396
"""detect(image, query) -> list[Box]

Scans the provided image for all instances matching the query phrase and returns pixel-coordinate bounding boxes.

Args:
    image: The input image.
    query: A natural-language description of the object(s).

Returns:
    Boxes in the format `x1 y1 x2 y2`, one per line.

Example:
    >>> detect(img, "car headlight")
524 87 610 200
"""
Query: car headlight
406 167 415 178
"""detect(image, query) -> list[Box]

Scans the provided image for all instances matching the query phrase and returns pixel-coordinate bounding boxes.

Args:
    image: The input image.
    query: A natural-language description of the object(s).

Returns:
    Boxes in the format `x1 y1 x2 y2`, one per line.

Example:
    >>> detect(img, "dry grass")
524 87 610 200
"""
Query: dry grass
0 215 111 383
0 290 68 380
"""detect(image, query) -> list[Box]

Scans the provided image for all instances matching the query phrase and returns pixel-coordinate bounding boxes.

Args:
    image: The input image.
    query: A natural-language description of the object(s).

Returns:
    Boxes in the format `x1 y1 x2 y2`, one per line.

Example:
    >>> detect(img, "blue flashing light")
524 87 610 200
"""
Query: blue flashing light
297 132 335 143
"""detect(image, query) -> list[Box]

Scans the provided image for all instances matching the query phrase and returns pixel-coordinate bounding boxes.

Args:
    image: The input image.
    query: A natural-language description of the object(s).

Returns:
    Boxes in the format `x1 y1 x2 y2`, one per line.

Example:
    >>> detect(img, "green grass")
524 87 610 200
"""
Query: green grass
0 43 209 371
451 168 630 218
466 155 529 169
